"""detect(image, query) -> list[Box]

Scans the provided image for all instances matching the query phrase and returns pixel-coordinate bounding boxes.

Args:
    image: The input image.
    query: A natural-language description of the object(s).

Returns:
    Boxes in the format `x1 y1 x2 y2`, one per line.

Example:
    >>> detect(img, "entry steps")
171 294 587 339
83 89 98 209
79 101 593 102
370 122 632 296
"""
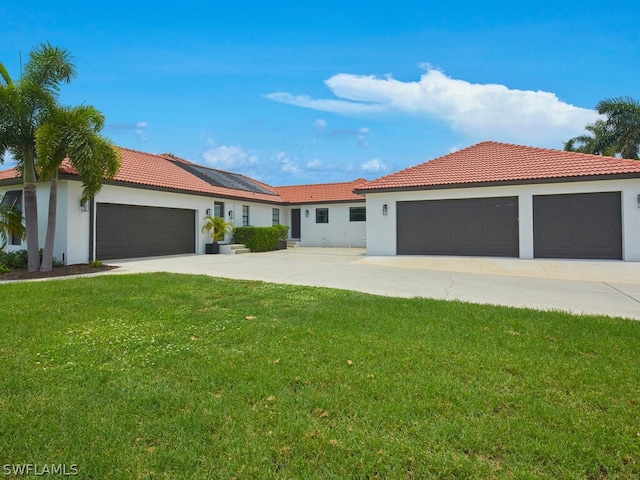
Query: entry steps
220 244 251 255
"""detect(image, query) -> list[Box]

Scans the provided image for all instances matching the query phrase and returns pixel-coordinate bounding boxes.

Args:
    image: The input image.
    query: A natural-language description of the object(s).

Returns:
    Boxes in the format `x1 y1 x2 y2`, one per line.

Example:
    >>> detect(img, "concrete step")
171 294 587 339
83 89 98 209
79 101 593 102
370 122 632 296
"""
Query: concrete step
220 244 251 255
287 241 300 248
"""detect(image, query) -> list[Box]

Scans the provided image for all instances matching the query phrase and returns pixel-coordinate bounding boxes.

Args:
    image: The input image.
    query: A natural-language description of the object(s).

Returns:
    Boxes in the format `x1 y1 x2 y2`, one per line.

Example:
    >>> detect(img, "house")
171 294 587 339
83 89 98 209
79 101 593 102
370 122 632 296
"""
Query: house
355 141 640 261
275 179 368 248
0 147 367 264
4 141 640 264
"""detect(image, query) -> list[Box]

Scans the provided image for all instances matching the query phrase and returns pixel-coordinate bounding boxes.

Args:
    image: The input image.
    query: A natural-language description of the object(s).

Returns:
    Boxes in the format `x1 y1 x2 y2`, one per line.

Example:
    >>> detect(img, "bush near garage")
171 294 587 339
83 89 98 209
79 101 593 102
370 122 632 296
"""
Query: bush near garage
232 226 280 252
0 249 63 271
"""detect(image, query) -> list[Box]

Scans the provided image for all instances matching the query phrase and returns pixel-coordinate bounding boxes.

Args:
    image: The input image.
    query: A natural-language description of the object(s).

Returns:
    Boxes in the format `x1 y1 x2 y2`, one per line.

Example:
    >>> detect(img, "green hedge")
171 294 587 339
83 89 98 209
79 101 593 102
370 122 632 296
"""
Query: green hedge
232 226 280 252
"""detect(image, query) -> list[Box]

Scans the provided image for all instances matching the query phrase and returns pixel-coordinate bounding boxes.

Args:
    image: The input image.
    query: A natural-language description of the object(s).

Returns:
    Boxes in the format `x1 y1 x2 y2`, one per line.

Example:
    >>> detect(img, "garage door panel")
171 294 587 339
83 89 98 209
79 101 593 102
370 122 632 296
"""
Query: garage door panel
533 192 621 260
97 203 196 260
397 197 519 257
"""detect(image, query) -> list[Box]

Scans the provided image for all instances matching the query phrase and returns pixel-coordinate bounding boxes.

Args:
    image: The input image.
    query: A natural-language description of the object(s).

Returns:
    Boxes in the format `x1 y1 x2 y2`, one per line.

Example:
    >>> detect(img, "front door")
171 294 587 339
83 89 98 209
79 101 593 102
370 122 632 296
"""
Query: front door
291 208 301 239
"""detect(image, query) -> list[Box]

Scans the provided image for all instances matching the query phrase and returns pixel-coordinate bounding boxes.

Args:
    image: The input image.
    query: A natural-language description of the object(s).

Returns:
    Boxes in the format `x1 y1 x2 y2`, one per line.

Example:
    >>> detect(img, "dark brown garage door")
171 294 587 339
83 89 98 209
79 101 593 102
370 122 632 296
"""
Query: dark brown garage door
533 192 622 260
96 203 196 260
397 197 519 257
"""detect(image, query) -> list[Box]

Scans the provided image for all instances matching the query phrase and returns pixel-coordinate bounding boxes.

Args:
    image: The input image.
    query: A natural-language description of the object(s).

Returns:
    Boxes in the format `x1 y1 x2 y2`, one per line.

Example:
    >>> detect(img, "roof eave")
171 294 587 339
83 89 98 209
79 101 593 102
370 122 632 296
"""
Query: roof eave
285 198 366 205
354 173 640 194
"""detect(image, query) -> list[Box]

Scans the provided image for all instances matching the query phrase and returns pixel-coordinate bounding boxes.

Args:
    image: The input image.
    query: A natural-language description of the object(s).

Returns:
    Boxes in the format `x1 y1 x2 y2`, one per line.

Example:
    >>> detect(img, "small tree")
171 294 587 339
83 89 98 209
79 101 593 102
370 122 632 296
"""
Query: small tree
201 215 232 243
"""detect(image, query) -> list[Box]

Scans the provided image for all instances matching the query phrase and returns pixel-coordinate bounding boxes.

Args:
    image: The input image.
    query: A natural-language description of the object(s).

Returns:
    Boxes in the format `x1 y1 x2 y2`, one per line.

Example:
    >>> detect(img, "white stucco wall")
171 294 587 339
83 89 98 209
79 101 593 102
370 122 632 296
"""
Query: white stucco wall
93 184 284 259
2 180 368 262
365 179 640 261
297 202 367 248
1 180 111 264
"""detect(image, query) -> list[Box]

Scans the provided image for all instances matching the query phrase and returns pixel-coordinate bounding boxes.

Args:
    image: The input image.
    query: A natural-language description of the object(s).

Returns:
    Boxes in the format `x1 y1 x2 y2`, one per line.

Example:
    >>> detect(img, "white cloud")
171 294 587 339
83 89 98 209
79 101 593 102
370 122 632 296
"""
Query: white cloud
266 66 599 146
202 144 258 170
135 121 148 142
357 127 370 148
313 118 327 130
307 158 324 169
107 121 149 142
2 151 16 169
319 126 371 148
275 150 300 175
361 158 388 173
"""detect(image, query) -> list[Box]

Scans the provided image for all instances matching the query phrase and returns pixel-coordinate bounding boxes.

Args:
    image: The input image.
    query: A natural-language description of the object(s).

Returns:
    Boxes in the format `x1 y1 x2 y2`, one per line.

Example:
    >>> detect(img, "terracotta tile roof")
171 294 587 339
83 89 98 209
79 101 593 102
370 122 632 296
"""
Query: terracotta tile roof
1 147 369 204
356 141 640 192
60 147 284 203
275 178 368 204
0 168 19 181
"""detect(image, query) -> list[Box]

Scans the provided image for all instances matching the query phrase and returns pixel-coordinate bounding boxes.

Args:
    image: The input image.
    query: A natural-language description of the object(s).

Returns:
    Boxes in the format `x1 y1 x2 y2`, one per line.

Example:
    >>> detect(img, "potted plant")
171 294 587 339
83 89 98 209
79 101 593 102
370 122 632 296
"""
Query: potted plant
201 214 233 254
275 224 289 250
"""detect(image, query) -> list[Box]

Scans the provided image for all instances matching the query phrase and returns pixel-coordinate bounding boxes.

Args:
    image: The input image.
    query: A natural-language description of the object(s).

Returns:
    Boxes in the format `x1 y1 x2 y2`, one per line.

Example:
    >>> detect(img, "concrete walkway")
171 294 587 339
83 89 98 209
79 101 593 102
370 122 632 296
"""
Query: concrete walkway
108 248 640 321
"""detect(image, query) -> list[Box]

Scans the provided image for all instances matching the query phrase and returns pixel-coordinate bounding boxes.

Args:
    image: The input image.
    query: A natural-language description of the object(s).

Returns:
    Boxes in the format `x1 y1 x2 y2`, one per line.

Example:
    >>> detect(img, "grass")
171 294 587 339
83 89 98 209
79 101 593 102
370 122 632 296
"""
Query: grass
1 273 639 479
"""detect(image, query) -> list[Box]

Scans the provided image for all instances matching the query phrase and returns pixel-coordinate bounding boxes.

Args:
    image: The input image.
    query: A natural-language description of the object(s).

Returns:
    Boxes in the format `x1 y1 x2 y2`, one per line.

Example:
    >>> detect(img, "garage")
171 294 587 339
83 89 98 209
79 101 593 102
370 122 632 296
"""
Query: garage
533 192 622 260
96 203 196 260
397 196 519 257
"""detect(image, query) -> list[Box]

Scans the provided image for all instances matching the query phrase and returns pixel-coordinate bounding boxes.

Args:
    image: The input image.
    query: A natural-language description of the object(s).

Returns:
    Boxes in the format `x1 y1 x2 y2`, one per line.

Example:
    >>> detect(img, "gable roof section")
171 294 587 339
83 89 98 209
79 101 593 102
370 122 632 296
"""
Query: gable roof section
58 147 283 203
0 148 368 204
0 168 19 182
275 178 368 204
356 141 640 193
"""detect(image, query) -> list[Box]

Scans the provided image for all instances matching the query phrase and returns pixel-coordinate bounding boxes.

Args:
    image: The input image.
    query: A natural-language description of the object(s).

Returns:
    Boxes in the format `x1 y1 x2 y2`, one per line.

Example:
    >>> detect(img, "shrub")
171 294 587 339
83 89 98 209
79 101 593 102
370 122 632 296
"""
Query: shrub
0 249 29 269
0 249 64 270
274 224 289 240
0 262 10 274
232 226 280 252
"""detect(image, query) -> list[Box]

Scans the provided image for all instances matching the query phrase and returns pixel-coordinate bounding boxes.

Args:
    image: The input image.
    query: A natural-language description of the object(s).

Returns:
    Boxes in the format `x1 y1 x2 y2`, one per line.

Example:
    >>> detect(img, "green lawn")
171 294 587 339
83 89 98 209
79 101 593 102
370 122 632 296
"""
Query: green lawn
1 273 639 479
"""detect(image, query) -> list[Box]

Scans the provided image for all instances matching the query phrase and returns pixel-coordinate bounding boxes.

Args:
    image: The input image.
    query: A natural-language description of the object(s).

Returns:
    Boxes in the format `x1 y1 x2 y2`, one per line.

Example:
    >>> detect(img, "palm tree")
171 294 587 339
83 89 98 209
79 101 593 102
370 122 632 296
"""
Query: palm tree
36 105 121 271
565 97 640 160
595 97 640 160
0 43 76 271
564 120 617 156
201 214 233 242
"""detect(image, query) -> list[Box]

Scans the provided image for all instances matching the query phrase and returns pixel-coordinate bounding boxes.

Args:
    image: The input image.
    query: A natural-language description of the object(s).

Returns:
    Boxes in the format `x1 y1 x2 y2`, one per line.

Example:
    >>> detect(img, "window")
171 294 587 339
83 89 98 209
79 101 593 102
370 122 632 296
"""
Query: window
272 208 280 225
242 205 249 226
316 208 329 224
214 201 224 218
349 206 366 222
1 190 22 245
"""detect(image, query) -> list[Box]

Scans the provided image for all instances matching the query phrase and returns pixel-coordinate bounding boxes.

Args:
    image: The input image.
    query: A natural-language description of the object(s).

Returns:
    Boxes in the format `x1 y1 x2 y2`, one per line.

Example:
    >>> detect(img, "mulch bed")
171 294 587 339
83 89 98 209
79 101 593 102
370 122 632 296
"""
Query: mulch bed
0 264 118 281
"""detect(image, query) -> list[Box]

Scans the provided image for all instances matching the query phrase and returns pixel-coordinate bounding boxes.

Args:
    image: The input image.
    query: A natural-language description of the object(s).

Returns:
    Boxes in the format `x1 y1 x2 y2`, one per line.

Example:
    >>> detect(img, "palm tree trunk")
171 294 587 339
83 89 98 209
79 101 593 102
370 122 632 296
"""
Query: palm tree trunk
23 147 40 273
40 174 58 272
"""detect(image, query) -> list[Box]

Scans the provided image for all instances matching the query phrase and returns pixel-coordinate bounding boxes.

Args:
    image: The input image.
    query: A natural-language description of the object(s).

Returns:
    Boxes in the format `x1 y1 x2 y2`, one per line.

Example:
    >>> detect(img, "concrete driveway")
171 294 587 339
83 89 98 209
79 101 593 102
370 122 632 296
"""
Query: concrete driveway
108 247 640 321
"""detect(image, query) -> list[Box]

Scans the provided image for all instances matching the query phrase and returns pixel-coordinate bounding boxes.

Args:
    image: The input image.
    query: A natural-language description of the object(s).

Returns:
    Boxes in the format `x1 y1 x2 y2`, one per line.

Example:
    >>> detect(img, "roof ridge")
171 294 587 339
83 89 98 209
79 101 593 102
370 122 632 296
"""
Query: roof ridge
275 178 369 189
478 140 640 164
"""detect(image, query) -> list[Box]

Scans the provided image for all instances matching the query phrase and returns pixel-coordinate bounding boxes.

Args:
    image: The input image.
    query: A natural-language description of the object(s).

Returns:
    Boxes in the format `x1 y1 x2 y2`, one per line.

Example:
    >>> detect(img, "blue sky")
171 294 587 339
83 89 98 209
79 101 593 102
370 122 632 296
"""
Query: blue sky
2 1 639 186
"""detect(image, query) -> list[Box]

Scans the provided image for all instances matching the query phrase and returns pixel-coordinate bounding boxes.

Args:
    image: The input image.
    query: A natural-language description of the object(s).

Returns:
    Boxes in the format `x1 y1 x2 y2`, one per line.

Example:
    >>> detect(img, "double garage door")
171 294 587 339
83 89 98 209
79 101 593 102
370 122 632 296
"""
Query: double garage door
397 192 622 260
96 203 196 260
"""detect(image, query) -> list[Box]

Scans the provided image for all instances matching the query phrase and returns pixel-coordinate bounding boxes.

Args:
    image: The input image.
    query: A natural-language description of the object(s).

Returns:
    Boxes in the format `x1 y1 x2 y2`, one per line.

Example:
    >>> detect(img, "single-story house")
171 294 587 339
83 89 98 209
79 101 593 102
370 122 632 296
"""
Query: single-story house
0 147 366 264
355 141 640 261
4 141 640 263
